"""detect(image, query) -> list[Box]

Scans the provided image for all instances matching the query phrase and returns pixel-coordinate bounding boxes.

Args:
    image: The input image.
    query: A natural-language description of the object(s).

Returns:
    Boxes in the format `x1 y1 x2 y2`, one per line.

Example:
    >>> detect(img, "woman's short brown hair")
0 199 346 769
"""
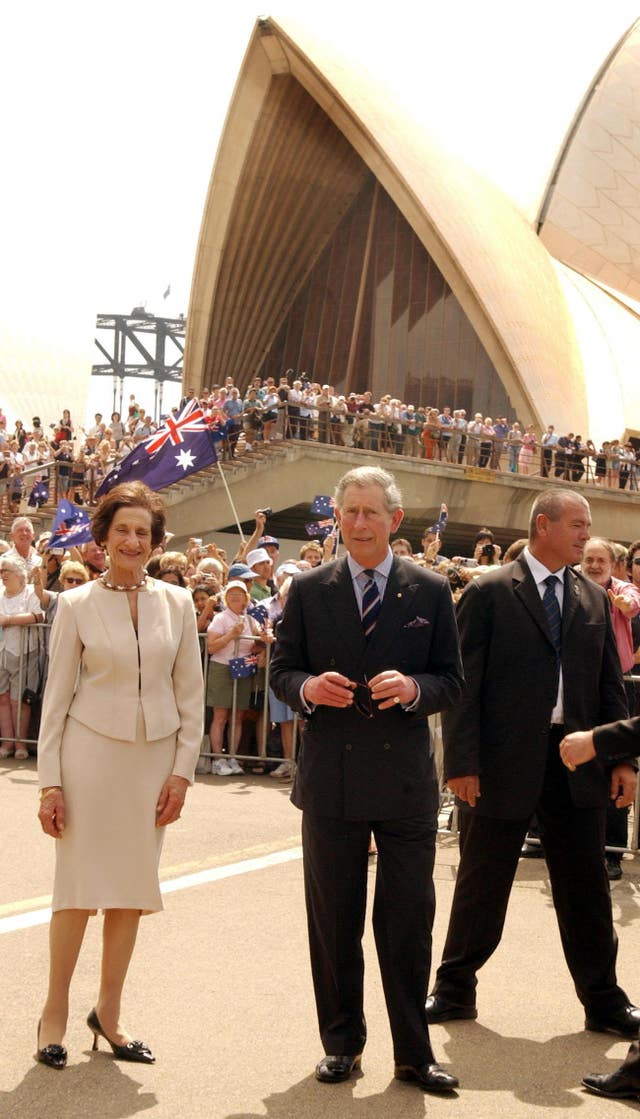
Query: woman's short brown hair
90 482 166 548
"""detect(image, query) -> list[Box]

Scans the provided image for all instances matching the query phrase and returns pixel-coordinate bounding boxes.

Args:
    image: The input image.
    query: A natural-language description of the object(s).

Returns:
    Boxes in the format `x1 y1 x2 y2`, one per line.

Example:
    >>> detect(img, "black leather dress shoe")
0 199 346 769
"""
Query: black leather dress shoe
520 842 544 859
394 1063 459 1093
425 994 478 1023
605 858 623 881
585 1004 640 1038
583 1069 640 1100
315 1054 362 1083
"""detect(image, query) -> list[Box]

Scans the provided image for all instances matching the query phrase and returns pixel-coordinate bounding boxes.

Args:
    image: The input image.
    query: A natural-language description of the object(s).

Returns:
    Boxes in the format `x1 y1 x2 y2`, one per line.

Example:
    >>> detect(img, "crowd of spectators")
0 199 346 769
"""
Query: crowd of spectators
182 380 639 488
179 381 640 489
2 377 640 524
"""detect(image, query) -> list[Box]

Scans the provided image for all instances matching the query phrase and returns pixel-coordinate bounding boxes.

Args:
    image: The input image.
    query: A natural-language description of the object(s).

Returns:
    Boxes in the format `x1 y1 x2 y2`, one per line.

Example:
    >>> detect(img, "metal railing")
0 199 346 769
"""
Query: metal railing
234 405 640 491
0 624 298 770
197 633 298 771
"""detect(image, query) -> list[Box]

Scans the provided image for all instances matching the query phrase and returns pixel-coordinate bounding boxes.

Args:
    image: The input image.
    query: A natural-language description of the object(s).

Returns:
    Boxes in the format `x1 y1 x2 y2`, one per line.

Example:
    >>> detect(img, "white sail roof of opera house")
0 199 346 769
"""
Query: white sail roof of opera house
186 3 640 445
0 313 92 436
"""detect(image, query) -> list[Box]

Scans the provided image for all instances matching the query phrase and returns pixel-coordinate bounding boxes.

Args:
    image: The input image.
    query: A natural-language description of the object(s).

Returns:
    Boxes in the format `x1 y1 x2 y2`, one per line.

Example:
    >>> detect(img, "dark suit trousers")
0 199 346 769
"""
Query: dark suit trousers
434 729 629 1016
302 811 437 1065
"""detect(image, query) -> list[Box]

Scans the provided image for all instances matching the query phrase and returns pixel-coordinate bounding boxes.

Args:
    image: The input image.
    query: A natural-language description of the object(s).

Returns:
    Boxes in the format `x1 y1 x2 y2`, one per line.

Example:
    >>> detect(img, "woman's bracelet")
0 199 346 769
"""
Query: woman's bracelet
39 786 62 802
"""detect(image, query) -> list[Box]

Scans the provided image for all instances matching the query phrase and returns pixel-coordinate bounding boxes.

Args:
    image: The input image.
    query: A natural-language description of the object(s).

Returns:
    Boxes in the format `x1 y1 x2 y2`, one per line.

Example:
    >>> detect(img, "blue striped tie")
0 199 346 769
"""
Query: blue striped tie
361 569 381 639
542 575 562 654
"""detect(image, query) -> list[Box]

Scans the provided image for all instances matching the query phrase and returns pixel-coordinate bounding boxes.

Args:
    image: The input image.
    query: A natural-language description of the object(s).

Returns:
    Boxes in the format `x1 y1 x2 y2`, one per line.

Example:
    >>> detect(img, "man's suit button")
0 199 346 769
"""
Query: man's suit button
329 658 336 666
383 742 391 750
345 743 352 751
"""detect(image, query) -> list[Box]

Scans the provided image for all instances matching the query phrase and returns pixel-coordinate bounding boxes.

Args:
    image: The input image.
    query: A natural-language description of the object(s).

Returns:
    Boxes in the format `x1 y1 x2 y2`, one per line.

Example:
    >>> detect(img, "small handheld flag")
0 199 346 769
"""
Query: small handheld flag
310 495 335 517
48 499 93 549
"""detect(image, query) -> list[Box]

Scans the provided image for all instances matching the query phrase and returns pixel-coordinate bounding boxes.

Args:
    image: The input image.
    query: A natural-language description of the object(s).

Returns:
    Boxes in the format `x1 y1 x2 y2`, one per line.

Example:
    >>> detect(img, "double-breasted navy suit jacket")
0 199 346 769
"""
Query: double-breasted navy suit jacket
270 556 463 820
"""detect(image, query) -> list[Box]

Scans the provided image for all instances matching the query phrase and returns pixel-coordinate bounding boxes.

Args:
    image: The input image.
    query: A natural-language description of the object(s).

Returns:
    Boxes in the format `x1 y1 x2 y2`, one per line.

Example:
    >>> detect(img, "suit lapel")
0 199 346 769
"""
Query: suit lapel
89 581 140 676
364 558 418 665
324 558 368 664
561 566 581 639
512 556 557 650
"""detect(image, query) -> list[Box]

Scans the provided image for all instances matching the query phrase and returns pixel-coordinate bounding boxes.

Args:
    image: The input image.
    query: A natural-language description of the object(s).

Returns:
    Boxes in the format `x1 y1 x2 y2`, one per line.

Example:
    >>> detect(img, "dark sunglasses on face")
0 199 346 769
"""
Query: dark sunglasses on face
64 577 85 585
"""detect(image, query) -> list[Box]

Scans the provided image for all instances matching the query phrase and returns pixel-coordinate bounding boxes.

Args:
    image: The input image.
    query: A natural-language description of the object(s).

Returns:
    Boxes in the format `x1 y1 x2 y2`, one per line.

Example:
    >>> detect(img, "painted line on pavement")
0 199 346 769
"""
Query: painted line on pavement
0 845 303 936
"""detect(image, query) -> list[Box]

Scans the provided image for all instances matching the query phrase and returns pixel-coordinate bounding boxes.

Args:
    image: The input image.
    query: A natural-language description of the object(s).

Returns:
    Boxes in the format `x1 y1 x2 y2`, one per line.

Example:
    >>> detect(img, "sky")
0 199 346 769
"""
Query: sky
1 1 639 426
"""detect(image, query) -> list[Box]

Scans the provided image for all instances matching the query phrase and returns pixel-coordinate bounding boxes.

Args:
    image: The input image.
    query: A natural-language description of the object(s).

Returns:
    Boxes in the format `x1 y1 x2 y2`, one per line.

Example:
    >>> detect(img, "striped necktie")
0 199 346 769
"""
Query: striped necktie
361 568 381 639
542 575 562 654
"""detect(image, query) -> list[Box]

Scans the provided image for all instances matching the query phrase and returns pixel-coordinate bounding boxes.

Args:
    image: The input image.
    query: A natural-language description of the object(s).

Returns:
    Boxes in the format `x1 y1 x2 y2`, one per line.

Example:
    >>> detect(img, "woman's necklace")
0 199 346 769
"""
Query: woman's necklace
100 573 147 592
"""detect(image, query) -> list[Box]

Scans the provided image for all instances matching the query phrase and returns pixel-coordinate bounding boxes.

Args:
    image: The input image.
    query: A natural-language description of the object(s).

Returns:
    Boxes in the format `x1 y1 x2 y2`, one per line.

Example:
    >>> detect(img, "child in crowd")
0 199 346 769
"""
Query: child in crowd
201 580 270 776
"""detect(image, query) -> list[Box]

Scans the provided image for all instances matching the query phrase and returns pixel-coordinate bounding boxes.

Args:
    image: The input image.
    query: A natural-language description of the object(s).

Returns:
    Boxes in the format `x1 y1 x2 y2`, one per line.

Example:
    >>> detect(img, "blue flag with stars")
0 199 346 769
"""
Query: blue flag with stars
28 479 49 508
48 499 93 549
310 494 335 517
305 518 334 539
96 399 219 497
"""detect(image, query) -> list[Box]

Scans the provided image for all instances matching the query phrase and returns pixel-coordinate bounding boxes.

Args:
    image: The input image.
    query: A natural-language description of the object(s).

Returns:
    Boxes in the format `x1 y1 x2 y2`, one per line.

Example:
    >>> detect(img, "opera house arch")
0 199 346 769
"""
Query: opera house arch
185 13 640 445
539 20 640 302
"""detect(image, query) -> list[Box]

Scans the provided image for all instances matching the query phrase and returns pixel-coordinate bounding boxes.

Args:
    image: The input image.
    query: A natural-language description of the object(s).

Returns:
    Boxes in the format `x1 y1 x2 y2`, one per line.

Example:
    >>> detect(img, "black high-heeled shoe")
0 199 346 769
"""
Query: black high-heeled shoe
87 1008 155 1063
36 1019 67 1070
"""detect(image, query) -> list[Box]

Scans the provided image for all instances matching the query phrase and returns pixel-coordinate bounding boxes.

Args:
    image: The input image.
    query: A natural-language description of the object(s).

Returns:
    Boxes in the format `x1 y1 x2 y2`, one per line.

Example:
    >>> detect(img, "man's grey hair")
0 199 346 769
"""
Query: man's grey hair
584 537 615 563
529 490 589 540
10 516 34 535
334 466 403 514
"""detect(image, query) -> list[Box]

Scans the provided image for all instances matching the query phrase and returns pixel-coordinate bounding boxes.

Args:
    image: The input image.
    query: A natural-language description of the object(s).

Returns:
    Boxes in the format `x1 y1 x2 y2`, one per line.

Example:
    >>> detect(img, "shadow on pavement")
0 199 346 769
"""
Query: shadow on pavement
225 1075 437 1119
1 1058 157 1119
439 1022 634 1108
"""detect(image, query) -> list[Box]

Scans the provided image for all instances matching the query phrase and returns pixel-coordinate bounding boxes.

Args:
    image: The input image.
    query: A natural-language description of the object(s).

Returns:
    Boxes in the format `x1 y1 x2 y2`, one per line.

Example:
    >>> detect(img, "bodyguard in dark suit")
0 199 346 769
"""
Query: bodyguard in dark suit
426 489 639 1037
270 466 463 1092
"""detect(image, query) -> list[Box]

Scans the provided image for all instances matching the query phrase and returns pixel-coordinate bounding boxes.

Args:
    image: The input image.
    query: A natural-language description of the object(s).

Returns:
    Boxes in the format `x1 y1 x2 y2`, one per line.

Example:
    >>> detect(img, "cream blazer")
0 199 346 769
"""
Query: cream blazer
37 578 204 788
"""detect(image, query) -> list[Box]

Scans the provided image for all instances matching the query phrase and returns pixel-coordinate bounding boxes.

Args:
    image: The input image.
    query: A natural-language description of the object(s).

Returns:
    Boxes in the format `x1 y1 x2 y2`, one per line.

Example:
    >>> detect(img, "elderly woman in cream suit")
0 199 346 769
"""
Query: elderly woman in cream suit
35 481 203 1070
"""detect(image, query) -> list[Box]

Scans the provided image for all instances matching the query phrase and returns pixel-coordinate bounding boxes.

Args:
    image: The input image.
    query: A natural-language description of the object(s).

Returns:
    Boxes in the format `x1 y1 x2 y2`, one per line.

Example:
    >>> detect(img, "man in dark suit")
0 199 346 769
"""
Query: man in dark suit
426 489 639 1037
270 465 463 1092
561 717 640 1101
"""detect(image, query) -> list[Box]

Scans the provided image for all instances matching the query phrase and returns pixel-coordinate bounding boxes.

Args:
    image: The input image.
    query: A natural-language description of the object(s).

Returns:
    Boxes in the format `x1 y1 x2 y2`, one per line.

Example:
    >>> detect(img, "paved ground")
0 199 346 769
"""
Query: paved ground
3 757 640 1118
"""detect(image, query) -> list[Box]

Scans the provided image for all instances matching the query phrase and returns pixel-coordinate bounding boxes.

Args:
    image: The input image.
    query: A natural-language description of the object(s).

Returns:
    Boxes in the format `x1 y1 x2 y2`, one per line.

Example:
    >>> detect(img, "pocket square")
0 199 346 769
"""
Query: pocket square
404 616 431 629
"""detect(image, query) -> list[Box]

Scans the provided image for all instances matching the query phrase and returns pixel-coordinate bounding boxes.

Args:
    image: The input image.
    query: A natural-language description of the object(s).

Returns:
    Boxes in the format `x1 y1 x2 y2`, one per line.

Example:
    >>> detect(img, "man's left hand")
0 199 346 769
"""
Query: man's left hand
610 763 637 809
368 670 418 710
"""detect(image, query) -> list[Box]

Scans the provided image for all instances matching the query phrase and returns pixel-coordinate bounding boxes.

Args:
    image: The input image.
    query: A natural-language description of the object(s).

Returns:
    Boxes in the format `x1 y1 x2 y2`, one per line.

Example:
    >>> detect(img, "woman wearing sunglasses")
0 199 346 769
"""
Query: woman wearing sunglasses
32 560 89 622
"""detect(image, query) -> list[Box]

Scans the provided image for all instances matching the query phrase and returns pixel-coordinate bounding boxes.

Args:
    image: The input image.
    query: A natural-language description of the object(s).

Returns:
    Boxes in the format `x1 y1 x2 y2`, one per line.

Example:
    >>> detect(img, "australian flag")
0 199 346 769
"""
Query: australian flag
28 479 49 508
48 499 93 549
304 518 334 539
229 655 257 679
246 601 269 625
310 494 335 517
96 399 218 497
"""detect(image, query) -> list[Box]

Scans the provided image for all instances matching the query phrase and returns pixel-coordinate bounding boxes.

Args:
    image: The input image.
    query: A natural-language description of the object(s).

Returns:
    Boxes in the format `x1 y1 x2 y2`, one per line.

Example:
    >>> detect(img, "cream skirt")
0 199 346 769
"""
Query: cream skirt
52 706 176 914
